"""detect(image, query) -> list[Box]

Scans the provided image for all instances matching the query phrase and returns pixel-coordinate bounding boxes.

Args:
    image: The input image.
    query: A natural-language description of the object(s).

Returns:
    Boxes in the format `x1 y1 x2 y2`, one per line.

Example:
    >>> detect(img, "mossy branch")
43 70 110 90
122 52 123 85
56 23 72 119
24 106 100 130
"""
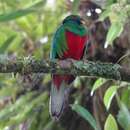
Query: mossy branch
0 55 130 82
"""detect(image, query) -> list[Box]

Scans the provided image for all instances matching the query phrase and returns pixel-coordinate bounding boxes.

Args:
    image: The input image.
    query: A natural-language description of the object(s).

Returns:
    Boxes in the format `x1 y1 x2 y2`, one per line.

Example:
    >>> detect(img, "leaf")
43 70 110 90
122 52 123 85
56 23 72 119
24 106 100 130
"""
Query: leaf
72 0 80 14
0 86 18 98
106 0 117 6
99 8 110 21
109 12 119 23
0 92 48 129
104 114 118 130
0 35 16 53
73 77 81 88
121 88 130 107
16 17 32 34
103 85 117 110
8 34 22 51
117 104 130 130
104 22 123 48
0 9 35 22
71 104 100 130
30 0 47 9
91 78 106 96
0 0 46 22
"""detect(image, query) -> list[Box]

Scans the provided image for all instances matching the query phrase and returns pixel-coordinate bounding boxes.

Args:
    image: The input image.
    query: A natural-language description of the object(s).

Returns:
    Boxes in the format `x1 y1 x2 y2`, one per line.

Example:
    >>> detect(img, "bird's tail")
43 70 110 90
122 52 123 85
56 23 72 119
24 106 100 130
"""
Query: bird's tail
49 75 74 120
49 81 68 120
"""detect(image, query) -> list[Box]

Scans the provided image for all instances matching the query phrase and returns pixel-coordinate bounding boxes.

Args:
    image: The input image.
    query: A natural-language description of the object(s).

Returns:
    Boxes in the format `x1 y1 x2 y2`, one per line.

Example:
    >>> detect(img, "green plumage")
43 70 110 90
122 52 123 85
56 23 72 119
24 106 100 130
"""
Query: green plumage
64 22 87 36
50 16 88 59
50 25 67 59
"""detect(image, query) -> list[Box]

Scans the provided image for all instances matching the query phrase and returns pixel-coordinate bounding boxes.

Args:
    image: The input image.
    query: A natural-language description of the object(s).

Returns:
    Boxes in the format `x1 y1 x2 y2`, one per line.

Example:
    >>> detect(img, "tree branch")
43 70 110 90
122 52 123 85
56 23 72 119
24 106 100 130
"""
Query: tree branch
0 56 130 82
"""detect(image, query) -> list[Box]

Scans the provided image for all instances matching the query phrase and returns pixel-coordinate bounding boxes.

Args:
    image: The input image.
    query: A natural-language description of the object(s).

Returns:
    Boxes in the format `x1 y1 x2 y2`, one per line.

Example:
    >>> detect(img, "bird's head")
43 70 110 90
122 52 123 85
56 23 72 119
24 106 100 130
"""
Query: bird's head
63 15 85 25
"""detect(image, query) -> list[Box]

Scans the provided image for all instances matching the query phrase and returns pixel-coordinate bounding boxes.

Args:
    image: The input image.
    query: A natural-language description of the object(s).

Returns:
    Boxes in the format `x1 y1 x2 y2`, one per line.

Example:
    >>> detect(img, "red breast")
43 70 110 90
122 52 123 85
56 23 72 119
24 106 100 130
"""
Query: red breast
63 31 89 60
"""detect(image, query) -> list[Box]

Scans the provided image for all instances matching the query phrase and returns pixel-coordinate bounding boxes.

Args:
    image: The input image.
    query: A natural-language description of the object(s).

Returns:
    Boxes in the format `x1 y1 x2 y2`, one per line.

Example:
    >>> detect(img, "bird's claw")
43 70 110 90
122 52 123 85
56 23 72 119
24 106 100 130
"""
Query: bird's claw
82 59 88 64
58 58 75 68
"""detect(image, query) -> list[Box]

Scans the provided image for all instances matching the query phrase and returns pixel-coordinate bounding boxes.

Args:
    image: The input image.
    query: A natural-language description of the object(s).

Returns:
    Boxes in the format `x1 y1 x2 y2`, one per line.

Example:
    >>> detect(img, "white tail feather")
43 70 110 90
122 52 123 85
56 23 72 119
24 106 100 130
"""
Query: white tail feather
49 82 68 120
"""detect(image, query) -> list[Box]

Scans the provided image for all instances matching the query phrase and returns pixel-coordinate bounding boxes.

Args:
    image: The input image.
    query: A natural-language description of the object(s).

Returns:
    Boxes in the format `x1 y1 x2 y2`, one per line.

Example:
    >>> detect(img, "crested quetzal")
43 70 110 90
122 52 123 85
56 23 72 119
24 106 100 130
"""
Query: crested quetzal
50 15 89 120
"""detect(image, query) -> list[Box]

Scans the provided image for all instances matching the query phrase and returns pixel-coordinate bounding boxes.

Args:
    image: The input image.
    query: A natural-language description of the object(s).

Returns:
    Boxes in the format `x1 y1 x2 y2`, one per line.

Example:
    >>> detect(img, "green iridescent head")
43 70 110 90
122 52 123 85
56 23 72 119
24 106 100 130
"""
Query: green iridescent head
63 15 85 25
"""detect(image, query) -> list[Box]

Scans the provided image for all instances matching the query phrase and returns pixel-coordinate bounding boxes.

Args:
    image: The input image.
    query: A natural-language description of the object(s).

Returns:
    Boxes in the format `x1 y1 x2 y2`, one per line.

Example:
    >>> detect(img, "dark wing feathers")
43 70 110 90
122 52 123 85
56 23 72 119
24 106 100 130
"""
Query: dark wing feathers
50 25 67 59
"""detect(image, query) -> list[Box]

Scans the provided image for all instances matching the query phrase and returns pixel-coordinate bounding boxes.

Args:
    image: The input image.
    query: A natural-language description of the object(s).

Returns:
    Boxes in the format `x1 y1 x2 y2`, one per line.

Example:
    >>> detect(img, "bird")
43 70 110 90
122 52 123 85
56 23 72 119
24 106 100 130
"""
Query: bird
49 15 90 120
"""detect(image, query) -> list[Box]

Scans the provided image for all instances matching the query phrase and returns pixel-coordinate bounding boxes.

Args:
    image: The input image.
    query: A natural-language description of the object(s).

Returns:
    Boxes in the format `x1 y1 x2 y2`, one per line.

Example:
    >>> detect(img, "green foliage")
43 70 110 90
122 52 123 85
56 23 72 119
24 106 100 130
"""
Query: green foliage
91 78 106 96
104 114 118 130
0 91 48 129
105 22 123 48
0 35 16 53
0 9 35 22
117 104 130 130
121 87 130 108
103 85 117 110
106 0 117 6
72 0 80 14
0 0 66 129
71 104 100 130
99 0 130 47
0 1 46 22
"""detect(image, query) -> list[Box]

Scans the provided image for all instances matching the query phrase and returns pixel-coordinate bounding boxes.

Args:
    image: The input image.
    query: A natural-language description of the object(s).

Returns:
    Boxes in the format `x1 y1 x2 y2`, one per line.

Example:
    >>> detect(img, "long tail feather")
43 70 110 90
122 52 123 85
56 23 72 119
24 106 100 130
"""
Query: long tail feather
49 81 68 120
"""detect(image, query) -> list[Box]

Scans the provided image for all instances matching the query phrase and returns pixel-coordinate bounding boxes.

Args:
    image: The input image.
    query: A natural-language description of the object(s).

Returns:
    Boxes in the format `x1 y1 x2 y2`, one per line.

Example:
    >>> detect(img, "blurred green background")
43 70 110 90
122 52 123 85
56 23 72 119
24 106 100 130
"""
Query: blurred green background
0 0 67 130
0 0 130 130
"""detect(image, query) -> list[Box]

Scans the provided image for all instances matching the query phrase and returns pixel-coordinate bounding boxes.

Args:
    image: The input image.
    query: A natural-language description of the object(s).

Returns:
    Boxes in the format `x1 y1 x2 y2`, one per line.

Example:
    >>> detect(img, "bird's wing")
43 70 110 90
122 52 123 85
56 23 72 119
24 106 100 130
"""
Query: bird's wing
50 25 68 59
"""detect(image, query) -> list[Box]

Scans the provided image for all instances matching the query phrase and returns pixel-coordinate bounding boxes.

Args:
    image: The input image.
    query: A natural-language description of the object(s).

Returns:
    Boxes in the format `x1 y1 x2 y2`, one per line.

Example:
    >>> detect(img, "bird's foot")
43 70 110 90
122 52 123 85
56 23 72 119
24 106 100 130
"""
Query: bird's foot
82 59 88 64
58 58 75 68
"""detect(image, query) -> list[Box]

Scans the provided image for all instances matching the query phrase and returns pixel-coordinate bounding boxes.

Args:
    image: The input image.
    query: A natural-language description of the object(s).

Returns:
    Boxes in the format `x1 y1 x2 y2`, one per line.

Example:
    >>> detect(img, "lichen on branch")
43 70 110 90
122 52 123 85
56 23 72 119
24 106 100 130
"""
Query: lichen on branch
0 55 129 82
